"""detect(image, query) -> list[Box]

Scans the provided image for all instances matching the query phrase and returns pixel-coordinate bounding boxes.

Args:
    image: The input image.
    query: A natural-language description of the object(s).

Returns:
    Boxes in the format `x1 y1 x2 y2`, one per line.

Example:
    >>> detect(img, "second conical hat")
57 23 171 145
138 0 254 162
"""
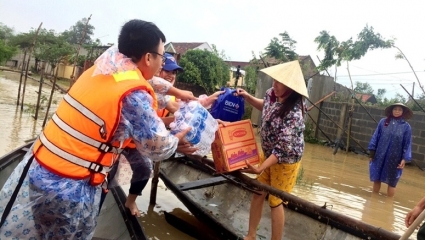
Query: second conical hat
260 60 308 98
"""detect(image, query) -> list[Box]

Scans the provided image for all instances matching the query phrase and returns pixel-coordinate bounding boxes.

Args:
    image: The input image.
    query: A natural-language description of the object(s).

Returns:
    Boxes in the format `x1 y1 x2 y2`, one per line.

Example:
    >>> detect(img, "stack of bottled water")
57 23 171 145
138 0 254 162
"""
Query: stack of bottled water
169 101 218 156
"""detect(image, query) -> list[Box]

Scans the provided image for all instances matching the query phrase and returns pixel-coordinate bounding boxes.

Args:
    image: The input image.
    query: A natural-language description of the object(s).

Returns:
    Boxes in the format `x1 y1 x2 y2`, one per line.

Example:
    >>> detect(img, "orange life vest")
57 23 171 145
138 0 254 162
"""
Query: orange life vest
156 95 176 117
33 66 157 186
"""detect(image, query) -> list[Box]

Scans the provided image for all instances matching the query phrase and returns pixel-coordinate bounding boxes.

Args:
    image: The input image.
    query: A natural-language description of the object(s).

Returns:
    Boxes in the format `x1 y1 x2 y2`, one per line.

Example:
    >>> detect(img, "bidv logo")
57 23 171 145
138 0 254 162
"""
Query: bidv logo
224 100 239 109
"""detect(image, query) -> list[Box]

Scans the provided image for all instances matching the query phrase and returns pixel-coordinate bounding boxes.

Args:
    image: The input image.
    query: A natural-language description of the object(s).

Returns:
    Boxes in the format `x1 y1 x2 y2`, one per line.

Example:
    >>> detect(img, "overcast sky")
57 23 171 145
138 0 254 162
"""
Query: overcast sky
1 0 425 98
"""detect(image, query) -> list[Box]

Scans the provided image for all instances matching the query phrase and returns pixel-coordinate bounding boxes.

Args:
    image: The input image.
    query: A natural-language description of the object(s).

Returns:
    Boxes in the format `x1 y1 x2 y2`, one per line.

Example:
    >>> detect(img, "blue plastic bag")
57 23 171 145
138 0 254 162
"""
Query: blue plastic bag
210 88 245 122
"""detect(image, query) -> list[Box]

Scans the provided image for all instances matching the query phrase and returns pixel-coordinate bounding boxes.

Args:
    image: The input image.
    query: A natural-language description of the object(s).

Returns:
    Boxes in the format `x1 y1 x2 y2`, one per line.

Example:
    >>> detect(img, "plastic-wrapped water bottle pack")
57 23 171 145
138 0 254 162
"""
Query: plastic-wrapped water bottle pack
169 101 218 156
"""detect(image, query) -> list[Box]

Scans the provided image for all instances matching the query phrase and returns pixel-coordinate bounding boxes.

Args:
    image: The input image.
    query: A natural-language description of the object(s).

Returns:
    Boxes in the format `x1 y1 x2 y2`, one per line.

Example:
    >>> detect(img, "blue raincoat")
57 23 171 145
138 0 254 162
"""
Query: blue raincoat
0 47 178 240
368 117 412 187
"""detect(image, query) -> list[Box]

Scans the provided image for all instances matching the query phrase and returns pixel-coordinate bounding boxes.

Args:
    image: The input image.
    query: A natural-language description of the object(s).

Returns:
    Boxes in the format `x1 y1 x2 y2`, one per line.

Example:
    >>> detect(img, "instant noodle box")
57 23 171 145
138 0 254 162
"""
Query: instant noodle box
211 119 263 173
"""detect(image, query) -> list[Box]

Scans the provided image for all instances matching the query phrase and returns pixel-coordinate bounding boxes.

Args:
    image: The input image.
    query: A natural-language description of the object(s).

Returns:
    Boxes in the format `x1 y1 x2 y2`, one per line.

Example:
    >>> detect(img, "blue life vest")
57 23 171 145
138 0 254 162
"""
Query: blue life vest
210 88 245 122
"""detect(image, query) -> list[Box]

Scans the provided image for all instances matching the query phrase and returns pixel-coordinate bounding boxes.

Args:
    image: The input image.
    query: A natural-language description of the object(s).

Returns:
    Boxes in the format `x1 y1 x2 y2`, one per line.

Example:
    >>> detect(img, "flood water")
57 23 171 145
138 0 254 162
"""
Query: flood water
1 71 423 239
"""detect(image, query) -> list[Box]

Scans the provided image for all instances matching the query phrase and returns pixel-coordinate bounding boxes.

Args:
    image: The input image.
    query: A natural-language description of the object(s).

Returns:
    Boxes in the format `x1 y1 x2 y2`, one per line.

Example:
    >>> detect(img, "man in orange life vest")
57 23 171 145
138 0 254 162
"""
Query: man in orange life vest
0 19 197 239
121 53 184 216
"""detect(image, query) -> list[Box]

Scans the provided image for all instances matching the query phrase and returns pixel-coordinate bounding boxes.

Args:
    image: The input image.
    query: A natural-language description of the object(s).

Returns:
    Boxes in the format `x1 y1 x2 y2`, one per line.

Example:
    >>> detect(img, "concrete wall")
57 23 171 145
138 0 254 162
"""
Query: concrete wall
317 101 425 163
250 71 273 126
307 75 335 132
56 64 70 79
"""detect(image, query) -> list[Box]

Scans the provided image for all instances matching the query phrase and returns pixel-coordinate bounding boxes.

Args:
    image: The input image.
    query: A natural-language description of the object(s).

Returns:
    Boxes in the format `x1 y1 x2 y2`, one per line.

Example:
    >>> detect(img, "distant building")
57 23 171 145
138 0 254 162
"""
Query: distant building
225 61 250 87
355 93 377 104
4 44 112 80
164 42 212 60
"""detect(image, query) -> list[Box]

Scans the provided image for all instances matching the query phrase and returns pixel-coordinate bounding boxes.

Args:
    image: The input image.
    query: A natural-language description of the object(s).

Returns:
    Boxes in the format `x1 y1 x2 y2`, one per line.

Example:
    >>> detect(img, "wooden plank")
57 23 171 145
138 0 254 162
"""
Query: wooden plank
178 176 227 191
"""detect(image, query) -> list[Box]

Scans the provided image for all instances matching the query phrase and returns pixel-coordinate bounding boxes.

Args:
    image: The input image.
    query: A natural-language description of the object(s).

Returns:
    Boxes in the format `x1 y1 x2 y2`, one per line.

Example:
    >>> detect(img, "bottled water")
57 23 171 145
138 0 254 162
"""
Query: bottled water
170 101 218 156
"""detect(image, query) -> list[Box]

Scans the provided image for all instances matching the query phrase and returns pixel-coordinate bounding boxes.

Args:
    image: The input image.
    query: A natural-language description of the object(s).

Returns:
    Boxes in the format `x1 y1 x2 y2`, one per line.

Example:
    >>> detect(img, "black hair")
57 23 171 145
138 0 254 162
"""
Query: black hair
118 19 166 63
275 90 303 118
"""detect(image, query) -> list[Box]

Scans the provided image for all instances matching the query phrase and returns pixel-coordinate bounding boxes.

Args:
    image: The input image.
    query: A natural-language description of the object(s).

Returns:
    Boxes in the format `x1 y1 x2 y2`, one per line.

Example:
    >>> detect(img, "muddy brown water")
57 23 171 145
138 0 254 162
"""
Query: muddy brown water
1 72 423 239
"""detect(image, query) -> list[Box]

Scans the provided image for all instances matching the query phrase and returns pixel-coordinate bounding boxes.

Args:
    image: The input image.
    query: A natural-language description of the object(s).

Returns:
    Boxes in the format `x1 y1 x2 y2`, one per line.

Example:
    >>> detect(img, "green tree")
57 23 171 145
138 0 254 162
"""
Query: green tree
314 31 341 71
375 88 386 103
69 39 106 67
178 49 229 94
8 32 33 50
380 93 406 106
0 23 14 42
34 35 73 74
264 31 298 62
211 44 228 60
0 23 17 63
0 41 17 64
354 81 374 94
210 44 231 87
243 64 258 94
315 25 393 72
61 18 95 45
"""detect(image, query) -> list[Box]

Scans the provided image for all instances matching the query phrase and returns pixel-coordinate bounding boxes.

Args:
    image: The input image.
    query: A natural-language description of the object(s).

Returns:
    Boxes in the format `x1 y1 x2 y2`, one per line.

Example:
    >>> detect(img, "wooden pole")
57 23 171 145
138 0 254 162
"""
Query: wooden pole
400 84 425 113
34 61 46 120
316 55 331 77
333 103 348 155
258 55 269 68
16 49 27 106
42 64 59 128
394 45 425 95
69 14 92 90
399 209 425 240
345 62 355 153
20 22 43 111
149 161 161 205
306 98 367 153
306 91 335 111
346 88 378 124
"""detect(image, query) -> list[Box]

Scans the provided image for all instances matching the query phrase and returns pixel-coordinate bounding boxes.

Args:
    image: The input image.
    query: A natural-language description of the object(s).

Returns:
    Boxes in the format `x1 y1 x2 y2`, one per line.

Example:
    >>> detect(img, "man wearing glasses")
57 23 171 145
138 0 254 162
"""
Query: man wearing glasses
122 52 226 217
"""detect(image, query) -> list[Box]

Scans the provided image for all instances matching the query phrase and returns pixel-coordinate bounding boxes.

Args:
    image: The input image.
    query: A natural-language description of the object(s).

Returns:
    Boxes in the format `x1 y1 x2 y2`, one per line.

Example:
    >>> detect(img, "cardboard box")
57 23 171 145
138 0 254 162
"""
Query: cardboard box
211 119 263 173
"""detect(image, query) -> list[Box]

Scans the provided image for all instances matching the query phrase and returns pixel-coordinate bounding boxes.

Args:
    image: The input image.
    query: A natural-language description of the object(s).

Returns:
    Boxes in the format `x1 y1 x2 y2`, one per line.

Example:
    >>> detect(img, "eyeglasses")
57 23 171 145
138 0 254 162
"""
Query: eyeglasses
150 52 166 63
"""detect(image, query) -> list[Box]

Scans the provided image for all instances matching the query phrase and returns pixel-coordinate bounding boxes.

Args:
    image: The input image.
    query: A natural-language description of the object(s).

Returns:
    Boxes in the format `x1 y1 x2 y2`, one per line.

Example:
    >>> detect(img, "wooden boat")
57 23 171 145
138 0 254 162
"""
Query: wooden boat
0 142 146 240
159 155 404 240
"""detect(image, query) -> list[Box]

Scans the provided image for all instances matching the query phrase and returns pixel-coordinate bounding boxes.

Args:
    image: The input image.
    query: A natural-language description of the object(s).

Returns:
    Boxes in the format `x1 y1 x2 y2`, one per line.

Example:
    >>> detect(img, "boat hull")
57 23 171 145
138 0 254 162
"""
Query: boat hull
159 156 402 240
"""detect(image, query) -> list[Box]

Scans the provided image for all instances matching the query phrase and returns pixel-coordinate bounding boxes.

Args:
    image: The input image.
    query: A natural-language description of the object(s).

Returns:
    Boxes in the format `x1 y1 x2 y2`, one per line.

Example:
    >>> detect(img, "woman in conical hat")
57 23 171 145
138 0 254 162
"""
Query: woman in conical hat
368 102 412 197
235 60 307 240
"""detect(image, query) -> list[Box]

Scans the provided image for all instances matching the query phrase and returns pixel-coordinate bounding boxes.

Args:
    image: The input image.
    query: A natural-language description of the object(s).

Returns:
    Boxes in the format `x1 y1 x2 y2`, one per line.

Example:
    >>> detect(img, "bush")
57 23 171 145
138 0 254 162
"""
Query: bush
304 121 320 144
242 104 253 120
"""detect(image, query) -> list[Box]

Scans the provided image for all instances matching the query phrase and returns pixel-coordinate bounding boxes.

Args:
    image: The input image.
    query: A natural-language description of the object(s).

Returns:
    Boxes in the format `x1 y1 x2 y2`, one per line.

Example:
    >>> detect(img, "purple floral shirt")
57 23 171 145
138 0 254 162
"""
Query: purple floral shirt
260 88 305 164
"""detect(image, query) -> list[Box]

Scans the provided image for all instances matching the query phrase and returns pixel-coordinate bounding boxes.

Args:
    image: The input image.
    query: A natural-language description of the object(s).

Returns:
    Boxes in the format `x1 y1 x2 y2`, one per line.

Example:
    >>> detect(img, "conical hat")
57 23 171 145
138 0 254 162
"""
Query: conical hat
384 103 413 119
260 60 308 97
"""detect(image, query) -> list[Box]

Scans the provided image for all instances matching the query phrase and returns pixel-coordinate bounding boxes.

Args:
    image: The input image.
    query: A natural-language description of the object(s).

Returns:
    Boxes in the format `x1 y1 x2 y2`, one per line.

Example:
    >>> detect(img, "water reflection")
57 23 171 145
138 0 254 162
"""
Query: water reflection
122 182 197 240
0 75 62 155
293 143 424 239
361 193 395 231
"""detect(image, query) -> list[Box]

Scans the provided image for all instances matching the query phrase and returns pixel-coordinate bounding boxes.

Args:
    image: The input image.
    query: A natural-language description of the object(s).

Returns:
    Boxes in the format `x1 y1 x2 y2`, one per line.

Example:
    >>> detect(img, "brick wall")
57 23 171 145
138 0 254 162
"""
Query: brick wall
317 102 425 163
